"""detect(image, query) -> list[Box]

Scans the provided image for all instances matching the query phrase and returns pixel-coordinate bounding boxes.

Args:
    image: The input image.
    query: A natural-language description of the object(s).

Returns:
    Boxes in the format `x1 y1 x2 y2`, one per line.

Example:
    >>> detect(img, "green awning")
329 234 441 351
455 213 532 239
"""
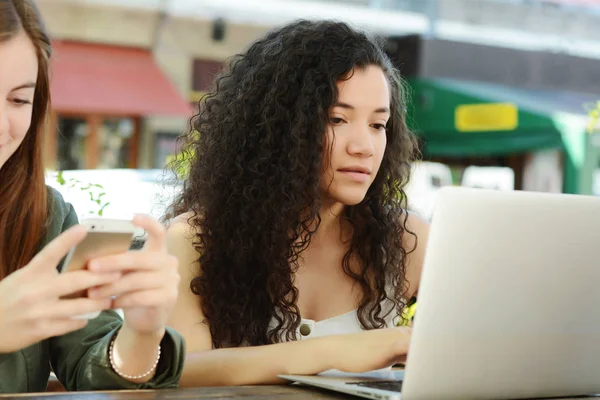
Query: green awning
405 78 598 194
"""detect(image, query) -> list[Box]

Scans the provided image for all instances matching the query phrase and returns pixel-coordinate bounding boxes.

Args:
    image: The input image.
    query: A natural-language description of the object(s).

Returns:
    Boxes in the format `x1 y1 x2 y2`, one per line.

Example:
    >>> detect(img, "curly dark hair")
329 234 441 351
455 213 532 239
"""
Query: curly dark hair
166 19 419 349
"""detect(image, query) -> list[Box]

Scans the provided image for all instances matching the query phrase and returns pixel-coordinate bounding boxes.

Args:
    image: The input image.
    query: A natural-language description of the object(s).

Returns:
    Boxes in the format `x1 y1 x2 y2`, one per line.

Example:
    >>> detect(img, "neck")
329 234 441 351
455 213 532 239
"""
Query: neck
312 200 351 244
295 199 353 248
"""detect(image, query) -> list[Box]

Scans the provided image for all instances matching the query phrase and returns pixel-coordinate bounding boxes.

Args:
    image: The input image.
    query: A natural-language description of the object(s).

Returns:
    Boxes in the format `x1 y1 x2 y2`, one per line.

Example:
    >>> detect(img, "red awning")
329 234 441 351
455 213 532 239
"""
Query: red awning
50 41 192 117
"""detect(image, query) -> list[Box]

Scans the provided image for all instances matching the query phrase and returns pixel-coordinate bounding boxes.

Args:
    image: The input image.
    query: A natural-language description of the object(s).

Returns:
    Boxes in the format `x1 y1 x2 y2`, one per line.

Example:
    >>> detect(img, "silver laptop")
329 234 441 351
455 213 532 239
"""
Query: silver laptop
280 187 600 399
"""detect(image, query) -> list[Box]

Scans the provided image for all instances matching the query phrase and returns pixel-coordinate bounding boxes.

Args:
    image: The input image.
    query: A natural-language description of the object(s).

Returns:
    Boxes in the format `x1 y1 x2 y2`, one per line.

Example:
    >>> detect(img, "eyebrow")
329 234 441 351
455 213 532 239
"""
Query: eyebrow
12 82 36 91
333 102 390 114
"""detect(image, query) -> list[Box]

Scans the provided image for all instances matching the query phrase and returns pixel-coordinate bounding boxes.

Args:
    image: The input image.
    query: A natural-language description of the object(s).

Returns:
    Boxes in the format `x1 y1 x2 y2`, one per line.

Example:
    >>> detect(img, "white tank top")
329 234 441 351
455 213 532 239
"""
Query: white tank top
269 299 400 374
290 305 398 340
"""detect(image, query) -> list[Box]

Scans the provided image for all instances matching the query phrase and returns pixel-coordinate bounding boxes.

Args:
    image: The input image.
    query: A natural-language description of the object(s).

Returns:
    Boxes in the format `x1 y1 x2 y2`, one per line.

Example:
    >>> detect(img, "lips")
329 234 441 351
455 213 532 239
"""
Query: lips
338 166 371 175
338 166 371 183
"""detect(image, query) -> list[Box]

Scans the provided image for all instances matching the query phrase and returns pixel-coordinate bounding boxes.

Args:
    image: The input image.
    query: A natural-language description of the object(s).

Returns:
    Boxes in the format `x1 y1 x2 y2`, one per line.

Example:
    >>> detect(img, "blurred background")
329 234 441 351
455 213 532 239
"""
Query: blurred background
38 0 600 221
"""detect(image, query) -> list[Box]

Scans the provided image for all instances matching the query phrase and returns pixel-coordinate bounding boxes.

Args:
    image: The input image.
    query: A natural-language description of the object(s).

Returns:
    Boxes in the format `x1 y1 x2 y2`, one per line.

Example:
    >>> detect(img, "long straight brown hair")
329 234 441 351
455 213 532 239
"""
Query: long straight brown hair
0 0 53 279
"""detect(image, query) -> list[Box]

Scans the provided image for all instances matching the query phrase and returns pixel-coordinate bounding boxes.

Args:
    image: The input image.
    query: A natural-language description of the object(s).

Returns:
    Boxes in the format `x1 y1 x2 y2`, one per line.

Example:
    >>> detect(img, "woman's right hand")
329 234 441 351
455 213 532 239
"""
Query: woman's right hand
332 327 411 373
0 226 122 354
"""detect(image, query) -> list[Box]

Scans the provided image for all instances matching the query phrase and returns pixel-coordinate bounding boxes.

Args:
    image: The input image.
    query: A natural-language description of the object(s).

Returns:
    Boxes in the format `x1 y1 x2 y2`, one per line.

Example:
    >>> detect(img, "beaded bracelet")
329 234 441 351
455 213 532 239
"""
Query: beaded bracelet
109 335 161 380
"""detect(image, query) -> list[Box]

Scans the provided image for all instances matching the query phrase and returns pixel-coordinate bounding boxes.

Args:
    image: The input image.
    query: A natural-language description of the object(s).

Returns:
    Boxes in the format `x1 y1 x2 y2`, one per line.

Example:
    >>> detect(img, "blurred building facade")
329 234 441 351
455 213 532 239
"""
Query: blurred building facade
36 0 600 194
37 0 270 170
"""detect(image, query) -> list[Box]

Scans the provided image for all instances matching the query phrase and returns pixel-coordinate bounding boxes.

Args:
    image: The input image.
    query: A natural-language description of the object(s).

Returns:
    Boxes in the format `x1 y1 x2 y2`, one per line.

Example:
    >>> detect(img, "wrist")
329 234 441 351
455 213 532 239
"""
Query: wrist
110 334 161 382
120 320 165 344
305 335 340 372
111 324 165 383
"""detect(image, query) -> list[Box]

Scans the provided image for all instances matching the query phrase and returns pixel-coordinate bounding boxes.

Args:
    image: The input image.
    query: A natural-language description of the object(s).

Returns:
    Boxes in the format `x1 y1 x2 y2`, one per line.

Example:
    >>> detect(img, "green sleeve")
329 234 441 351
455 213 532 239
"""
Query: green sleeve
45 187 186 390
49 312 185 391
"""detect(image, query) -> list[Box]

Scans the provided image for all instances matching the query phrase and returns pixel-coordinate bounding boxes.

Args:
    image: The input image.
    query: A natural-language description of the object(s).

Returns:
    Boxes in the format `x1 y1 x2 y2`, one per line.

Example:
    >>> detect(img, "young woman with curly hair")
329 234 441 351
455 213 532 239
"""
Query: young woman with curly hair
165 19 430 387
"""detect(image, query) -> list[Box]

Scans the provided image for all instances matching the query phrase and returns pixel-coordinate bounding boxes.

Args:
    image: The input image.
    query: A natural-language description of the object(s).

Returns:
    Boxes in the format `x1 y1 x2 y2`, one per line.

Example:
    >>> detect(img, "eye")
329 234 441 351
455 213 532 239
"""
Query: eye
329 117 346 125
371 123 387 131
11 98 32 106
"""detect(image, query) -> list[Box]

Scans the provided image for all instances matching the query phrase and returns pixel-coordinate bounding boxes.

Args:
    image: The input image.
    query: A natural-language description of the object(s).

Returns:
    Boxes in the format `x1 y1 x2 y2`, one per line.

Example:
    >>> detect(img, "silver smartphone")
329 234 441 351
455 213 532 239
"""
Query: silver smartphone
61 218 136 319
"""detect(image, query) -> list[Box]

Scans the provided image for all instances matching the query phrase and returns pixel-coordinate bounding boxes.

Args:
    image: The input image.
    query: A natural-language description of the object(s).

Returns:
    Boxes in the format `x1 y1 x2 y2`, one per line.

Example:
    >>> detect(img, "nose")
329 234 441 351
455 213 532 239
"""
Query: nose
346 123 374 158
0 103 8 137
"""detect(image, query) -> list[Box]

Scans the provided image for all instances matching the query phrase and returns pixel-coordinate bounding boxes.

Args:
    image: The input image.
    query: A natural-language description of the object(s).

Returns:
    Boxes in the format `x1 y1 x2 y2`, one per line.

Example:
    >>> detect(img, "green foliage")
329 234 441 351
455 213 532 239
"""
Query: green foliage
166 149 195 180
165 130 199 180
55 171 110 216
585 100 600 134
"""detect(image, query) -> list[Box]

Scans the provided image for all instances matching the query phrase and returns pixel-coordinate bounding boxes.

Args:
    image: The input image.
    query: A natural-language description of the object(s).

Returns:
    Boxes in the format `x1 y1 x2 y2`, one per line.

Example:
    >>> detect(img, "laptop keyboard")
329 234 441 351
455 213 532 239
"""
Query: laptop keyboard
347 380 403 392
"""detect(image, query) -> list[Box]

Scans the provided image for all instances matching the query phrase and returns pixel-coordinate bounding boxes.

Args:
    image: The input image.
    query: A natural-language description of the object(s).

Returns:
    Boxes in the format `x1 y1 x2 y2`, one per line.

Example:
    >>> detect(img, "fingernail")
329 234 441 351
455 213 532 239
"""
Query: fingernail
88 288 99 298
88 261 99 271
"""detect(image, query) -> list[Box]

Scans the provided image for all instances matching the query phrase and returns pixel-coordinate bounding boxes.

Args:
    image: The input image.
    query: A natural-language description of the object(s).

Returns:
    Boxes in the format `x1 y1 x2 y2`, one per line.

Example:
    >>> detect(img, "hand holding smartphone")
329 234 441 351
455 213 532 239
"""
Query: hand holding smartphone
61 218 136 319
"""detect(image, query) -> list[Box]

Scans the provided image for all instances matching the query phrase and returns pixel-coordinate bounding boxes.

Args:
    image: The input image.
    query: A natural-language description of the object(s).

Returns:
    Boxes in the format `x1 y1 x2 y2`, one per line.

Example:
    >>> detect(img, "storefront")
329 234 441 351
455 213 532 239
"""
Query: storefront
47 41 192 170
407 78 599 194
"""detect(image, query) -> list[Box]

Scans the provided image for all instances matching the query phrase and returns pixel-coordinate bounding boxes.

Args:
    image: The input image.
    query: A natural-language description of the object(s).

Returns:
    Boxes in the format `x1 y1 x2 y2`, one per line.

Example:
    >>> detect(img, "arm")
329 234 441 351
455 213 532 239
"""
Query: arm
49 310 185 391
47 194 185 390
183 335 342 386
166 222 410 387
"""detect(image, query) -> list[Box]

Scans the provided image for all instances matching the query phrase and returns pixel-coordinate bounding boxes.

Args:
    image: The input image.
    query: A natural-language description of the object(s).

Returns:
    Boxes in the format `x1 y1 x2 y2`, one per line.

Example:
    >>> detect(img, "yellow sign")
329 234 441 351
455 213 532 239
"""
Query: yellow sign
455 102 518 132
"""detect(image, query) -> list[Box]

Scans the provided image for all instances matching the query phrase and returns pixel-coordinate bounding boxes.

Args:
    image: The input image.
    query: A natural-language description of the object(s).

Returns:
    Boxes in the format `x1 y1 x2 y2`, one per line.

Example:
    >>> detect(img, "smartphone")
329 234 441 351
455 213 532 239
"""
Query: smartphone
61 218 136 319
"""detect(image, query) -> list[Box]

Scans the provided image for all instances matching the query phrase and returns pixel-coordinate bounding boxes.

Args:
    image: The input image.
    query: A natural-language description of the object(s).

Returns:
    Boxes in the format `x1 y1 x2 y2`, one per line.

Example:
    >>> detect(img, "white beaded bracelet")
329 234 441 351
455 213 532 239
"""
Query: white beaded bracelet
109 335 161 380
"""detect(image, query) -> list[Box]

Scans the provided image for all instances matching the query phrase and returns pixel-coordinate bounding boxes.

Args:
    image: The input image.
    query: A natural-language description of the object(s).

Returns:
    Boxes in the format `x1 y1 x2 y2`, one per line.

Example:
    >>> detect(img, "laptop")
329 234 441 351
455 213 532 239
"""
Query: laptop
280 187 600 399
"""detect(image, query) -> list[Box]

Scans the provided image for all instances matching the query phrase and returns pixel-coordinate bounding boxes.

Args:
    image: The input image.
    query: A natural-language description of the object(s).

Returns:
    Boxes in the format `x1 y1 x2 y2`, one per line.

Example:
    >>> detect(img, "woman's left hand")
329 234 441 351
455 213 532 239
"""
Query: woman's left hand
88 215 180 336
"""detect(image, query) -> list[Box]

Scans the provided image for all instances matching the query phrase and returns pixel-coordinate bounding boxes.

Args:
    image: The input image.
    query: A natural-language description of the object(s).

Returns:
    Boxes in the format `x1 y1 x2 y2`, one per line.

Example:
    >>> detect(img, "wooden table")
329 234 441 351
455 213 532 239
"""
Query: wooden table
2 386 599 400
0 386 353 399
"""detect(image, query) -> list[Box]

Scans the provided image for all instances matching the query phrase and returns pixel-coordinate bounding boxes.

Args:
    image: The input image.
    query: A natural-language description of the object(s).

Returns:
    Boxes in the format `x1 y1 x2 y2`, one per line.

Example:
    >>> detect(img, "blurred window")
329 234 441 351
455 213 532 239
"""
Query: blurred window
97 118 135 169
192 59 224 92
57 117 87 170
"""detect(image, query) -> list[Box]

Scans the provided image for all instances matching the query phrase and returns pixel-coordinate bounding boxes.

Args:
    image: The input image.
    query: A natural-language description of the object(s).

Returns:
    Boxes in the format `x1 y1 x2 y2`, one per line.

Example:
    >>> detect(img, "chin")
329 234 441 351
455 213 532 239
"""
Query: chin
332 191 368 206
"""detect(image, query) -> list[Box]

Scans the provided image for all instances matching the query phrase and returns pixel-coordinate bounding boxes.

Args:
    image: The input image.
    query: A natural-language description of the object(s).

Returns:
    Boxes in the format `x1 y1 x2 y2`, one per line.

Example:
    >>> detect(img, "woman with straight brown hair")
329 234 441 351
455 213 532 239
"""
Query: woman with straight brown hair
0 0 185 393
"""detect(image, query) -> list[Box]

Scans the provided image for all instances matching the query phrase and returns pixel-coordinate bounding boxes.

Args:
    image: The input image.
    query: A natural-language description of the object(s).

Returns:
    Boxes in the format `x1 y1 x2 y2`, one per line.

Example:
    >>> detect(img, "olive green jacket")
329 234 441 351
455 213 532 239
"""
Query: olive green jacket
0 187 186 393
